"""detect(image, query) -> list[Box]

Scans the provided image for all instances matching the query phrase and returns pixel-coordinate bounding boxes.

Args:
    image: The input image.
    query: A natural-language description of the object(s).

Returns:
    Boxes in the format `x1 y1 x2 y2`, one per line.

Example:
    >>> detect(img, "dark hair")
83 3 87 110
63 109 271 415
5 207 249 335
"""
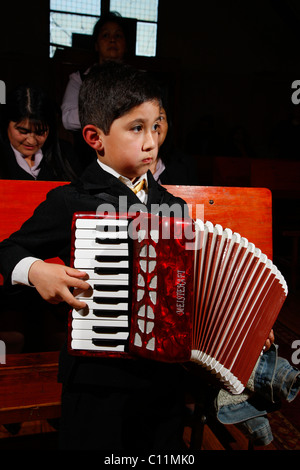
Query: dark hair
2 84 55 136
79 61 162 134
92 11 125 46
0 84 76 180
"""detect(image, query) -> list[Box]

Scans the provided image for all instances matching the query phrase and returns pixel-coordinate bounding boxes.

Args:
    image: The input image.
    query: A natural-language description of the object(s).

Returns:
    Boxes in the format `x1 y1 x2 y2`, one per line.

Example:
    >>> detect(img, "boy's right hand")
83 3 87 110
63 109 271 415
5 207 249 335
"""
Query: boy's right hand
28 260 90 310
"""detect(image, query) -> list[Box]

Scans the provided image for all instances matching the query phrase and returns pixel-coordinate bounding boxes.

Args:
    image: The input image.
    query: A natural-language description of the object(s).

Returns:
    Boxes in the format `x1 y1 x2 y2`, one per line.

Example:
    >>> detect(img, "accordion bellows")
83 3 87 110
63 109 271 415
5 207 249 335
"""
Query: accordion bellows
190 220 287 393
68 213 287 394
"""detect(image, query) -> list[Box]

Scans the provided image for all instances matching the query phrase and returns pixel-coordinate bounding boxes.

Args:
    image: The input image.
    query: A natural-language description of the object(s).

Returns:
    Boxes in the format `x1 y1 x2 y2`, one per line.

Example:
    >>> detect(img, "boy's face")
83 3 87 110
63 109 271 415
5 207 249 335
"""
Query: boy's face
97 101 161 180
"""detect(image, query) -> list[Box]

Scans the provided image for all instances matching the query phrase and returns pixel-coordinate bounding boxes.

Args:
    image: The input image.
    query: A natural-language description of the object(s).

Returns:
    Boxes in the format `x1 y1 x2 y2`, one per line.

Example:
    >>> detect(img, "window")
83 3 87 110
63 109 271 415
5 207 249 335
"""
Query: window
50 0 101 57
109 0 158 56
49 0 159 58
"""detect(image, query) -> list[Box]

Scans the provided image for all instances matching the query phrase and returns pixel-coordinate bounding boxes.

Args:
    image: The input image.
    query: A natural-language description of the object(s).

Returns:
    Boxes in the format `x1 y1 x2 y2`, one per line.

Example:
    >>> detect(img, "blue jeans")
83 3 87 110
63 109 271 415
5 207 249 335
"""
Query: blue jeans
216 344 300 446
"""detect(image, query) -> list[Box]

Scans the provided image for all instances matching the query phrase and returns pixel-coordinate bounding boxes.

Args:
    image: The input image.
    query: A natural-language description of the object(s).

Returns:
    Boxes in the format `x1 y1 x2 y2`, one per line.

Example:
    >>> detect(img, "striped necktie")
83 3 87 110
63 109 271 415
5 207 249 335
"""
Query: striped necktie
132 179 146 194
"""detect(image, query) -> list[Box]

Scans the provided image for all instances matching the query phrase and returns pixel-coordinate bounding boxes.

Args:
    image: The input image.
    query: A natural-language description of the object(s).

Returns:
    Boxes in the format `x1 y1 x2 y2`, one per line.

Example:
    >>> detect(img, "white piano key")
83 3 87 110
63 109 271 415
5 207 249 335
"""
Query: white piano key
74 259 129 269
75 238 129 250
91 290 129 299
77 299 128 310
72 308 129 321
82 270 129 282
76 288 129 299
75 218 129 229
71 339 126 352
75 229 129 239
71 330 129 340
72 319 129 329
86 279 129 287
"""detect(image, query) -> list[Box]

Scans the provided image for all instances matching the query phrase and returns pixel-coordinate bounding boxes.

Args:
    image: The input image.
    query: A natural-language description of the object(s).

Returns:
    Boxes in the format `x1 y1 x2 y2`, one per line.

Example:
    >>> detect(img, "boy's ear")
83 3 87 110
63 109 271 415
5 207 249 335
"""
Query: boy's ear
82 125 104 151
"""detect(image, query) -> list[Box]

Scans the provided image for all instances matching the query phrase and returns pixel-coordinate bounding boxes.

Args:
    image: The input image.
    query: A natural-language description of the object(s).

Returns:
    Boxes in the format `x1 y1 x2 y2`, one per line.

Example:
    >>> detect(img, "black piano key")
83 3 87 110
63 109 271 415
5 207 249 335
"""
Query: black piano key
95 237 127 245
93 297 128 304
93 284 128 292
92 326 129 334
92 338 128 347
94 255 128 262
93 310 127 318
94 267 129 275
96 225 128 232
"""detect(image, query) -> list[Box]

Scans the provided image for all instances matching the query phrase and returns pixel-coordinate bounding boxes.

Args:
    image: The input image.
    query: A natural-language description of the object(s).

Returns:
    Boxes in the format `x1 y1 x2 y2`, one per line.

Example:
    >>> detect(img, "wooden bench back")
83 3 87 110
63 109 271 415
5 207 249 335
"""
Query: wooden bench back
0 180 68 242
0 180 273 257
0 180 68 284
166 185 272 259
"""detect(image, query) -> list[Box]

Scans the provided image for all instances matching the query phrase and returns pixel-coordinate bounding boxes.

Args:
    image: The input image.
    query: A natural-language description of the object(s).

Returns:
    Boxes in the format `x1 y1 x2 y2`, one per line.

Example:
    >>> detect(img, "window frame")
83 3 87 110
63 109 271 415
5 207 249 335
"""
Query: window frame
49 0 158 58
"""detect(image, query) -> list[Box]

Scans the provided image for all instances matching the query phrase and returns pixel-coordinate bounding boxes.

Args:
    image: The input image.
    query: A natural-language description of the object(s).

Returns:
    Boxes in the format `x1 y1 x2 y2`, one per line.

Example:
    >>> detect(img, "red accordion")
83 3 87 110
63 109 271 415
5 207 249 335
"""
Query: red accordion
68 212 287 394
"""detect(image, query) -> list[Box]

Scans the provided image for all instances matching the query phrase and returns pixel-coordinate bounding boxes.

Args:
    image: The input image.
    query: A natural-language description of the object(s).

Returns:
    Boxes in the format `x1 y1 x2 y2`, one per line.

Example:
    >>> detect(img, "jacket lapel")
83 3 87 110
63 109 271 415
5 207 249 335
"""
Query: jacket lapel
79 160 168 212
80 159 145 207
146 170 168 210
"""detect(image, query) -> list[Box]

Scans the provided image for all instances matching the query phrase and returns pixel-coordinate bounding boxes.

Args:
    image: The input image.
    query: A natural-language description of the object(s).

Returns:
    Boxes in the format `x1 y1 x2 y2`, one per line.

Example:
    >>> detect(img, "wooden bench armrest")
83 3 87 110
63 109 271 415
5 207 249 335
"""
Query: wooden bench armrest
0 352 61 424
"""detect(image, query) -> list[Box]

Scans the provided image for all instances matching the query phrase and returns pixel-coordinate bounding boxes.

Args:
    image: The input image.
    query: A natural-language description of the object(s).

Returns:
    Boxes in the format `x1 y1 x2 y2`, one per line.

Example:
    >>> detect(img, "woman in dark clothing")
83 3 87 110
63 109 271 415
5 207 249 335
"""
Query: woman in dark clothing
0 85 78 357
0 84 80 181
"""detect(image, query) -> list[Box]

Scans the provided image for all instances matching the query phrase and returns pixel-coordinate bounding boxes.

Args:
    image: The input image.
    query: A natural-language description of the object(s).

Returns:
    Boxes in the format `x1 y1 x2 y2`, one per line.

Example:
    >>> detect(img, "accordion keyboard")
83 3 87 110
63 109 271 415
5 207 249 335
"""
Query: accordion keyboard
70 217 131 352
68 213 194 362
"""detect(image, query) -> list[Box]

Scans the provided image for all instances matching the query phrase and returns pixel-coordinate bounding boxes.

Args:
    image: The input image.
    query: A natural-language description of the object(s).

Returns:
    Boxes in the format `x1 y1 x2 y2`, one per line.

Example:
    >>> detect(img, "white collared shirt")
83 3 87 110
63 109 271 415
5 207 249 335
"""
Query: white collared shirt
97 160 148 204
152 157 166 184
12 145 43 179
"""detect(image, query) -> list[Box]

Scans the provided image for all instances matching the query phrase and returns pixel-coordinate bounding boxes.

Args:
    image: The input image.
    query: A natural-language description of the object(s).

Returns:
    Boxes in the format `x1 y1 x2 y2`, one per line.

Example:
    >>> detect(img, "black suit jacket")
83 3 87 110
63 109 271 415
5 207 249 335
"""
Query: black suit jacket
0 160 188 389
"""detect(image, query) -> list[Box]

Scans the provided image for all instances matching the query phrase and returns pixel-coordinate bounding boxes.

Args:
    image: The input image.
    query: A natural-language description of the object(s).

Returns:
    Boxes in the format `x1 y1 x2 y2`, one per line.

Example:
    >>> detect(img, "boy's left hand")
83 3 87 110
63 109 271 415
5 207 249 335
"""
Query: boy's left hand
263 329 275 352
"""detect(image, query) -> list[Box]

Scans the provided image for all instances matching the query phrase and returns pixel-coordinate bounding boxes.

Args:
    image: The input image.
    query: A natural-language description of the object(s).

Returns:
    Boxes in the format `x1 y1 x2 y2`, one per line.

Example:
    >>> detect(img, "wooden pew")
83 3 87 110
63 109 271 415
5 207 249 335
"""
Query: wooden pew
0 351 61 424
0 180 273 426
0 180 67 425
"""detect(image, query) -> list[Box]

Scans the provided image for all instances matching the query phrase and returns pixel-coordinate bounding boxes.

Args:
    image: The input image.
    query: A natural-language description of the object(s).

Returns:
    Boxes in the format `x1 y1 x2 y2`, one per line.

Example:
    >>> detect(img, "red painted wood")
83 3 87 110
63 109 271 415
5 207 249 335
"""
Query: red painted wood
0 181 272 258
0 180 68 241
0 180 68 284
164 185 272 259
